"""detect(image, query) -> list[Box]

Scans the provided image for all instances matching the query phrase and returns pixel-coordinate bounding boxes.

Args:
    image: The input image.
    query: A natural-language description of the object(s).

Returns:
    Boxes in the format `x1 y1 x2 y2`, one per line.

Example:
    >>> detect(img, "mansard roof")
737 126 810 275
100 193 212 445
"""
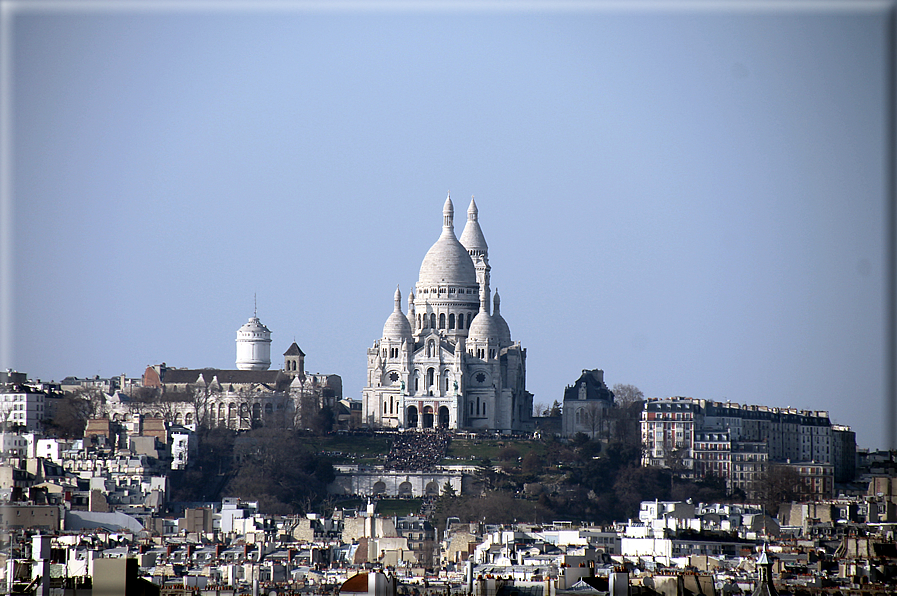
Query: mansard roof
563 369 614 403
161 368 289 388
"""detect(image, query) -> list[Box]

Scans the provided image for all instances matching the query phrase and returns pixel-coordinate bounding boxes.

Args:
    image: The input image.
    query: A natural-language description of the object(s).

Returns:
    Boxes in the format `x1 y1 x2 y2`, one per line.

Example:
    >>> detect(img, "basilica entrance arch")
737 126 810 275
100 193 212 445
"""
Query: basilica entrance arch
438 406 450 428
407 406 418 428
422 406 434 428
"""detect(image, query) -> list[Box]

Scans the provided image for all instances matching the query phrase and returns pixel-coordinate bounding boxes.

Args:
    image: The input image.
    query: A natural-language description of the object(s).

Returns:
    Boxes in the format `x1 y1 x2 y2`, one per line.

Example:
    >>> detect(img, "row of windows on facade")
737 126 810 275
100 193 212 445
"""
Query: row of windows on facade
2 403 41 411
385 368 452 391
384 367 492 393
419 287 475 295
415 312 475 331
647 412 694 420
384 340 495 361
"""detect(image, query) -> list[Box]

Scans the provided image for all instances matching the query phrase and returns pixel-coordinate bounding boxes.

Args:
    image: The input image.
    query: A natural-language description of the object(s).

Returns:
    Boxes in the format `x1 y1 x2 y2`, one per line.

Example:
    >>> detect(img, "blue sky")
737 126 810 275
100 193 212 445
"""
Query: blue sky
2 2 892 448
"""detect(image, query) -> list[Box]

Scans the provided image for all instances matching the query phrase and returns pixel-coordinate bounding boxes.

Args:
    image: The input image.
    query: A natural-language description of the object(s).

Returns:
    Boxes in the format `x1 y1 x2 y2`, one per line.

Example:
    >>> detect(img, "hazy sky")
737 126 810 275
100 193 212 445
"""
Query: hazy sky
2 1 892 448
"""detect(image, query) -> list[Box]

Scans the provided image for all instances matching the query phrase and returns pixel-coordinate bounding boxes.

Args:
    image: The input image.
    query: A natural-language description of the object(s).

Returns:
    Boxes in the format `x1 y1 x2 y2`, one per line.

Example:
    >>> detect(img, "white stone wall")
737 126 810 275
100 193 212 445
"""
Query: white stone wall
329 470 462 498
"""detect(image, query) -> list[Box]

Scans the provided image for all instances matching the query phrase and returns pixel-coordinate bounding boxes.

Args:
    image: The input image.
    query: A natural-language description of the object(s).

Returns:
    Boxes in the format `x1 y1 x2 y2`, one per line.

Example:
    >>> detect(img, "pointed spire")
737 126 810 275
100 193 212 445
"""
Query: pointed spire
468 196 478 220
443 192 454 230
753 543 778 596
479 285 489 313
394 285 403 312
493 288 501 314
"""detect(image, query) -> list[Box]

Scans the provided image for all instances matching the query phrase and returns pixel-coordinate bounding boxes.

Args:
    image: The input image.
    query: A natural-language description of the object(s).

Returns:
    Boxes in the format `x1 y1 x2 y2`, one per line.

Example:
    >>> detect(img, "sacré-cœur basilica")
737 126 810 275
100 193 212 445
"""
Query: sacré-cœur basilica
362 195 533 433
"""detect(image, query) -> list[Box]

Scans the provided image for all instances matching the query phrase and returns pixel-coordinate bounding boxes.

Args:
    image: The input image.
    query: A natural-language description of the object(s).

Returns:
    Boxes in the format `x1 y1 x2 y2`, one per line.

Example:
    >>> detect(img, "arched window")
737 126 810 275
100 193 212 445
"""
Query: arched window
470 402 474 414
468 314 473 329
427 368 435 387
414 376 419 392
458 313 464 329
439 313 446 329
383 401 387 414
449 313 455 329
430 313 436 328
445 375 450 392
483 402 487 416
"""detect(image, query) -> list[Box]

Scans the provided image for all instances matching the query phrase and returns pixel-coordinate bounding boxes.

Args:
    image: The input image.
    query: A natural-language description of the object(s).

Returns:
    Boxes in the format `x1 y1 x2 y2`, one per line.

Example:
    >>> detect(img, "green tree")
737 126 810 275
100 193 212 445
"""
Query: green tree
474 458 499 492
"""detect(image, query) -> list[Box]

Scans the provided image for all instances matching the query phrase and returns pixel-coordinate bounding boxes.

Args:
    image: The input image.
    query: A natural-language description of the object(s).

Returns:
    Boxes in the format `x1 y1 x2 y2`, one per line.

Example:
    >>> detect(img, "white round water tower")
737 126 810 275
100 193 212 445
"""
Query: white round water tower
235 311 272 371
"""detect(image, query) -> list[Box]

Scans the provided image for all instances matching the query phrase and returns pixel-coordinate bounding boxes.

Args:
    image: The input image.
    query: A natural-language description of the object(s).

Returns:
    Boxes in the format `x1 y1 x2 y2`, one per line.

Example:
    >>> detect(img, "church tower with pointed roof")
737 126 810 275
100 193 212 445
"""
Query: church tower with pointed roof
362 195 532 432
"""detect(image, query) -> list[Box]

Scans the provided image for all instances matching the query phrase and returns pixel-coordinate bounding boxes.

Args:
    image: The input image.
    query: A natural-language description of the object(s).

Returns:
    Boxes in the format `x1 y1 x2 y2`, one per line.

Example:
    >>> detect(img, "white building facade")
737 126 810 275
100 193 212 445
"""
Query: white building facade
235 313 272 371
362 196 533 433
1 384 45 432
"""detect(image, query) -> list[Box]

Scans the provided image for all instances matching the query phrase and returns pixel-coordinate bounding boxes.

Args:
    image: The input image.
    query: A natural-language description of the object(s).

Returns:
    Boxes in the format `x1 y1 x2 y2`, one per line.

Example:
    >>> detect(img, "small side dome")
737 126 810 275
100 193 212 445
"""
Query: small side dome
492 289 511 345
468 310 499 343
383 286 413 341
468 288 498 343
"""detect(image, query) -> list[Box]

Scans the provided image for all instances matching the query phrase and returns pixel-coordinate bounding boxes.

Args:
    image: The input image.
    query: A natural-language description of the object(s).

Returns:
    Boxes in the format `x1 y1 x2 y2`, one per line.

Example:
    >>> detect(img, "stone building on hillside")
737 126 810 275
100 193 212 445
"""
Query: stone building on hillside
562 369 615 438
362 195 533 433
640 396 854 499
104 315 341 431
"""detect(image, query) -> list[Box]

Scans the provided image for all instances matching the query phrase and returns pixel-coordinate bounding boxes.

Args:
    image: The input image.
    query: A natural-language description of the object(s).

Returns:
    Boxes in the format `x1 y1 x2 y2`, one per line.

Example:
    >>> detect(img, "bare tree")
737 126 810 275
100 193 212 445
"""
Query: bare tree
533 402 548 418
759 464 803 512
191 386 213 429
580 402 606 439
611 383 644 407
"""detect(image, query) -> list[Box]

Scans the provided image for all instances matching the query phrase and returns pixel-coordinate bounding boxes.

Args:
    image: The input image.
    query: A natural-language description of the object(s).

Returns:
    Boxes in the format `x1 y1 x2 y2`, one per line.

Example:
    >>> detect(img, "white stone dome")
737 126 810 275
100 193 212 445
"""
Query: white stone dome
468 310 499 343
383 286 413 341
493 290 511 345
418 195 478 286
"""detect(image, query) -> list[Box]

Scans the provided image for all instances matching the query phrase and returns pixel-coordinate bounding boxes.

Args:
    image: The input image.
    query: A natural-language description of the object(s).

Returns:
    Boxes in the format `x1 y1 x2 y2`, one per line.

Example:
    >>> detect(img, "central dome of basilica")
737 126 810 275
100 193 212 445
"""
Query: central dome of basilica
418 195 478 286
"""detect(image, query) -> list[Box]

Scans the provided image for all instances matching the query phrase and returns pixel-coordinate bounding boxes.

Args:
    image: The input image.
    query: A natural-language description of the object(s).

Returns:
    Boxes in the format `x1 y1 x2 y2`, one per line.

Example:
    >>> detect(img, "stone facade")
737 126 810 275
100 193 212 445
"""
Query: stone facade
329 466 462 498
562 369 614 438
640 396 850 499
125 336 341 431
362 196 533 433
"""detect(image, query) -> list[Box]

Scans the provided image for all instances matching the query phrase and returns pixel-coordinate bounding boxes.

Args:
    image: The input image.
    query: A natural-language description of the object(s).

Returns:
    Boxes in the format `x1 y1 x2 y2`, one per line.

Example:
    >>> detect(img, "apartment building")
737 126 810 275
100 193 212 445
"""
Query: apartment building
641 397 852 499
